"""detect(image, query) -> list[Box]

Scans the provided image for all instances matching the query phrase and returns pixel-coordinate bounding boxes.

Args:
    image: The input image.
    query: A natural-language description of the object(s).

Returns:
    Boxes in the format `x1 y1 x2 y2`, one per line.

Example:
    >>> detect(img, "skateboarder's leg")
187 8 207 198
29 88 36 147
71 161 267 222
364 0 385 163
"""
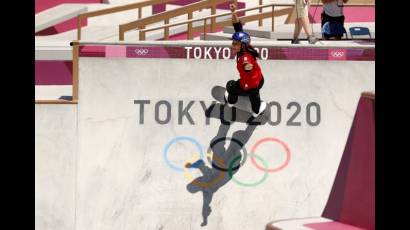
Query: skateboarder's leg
249 88 266 117
249 92 262 114
249 78 266 116
225 80 241 104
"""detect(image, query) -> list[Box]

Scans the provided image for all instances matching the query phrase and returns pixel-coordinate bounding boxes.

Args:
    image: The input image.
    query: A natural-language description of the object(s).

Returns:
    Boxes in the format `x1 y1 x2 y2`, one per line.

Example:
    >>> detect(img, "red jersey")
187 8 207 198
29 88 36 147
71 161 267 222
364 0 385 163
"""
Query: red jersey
236 52 263 90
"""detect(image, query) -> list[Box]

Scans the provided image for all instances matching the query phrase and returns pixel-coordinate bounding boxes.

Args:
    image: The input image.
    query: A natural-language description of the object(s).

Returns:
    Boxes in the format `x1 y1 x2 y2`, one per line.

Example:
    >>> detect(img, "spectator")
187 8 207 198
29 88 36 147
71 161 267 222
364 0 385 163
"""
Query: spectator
321 0 349 40
292 0 318 44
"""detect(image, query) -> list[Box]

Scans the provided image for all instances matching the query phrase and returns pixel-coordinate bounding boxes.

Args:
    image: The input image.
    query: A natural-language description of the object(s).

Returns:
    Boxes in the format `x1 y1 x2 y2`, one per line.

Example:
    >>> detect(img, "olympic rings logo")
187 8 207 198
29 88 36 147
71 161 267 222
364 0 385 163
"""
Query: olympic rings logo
163 136 291 188
330 51 345 58
134 48 149 56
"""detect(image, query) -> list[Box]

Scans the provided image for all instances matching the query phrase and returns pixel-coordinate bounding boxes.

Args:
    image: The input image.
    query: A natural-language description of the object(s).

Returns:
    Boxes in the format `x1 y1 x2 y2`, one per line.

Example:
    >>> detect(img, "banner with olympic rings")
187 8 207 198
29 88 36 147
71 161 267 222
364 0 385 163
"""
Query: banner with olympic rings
80 45 375 61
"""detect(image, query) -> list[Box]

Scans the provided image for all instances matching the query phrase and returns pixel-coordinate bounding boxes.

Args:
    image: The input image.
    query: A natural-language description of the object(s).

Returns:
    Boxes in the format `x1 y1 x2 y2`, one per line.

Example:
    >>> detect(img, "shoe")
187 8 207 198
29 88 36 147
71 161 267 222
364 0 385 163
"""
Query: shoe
252 101 267 118
224 91 233 107
308 35 318 44
291 38 300 44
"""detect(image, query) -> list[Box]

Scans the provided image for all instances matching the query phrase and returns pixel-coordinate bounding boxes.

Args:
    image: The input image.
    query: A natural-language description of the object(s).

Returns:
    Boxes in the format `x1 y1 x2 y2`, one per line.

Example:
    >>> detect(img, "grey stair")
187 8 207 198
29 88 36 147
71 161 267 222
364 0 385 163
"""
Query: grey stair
35 86 73 101
35 40 73 60
35 26 119 42
35 4 88 33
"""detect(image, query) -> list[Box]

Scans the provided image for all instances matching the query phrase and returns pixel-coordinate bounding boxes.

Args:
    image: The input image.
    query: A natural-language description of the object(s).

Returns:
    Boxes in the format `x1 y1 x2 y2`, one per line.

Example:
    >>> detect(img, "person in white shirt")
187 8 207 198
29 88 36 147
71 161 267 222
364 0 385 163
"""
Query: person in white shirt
321 0 349 39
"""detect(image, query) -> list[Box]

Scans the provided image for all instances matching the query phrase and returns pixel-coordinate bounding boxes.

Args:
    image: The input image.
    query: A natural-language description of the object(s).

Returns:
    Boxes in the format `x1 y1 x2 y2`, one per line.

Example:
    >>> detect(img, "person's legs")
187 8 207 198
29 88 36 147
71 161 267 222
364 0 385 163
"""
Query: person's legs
292 19 302 44
330 15 345 40
249 78 265 115
225 80 240 104
321 12 332 28
293 0 317 44
293 19 302 39
300 16 318 44
336 15 345 39
321 12 331 40
300 16 312 37
321 12 326 28
249 92 261 114
292 0 305 43
226 78 266 115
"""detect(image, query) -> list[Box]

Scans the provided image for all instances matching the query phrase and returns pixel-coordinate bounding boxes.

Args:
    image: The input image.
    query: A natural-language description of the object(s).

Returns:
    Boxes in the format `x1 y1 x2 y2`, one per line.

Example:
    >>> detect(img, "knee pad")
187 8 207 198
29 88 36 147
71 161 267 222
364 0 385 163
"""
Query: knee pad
226 80 235 92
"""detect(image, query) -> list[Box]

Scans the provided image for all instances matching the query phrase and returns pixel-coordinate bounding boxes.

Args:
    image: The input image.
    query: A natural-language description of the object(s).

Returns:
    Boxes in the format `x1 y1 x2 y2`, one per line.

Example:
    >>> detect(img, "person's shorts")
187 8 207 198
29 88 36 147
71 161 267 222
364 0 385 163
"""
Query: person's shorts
294 0 309 18
321 12 345 39
321 12 345 28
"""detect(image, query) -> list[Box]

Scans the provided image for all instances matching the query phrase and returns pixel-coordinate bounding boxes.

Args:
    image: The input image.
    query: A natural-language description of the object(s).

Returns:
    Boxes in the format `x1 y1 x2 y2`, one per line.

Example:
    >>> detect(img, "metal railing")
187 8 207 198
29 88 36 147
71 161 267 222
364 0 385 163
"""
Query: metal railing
139 3 294 41
119 0 235 41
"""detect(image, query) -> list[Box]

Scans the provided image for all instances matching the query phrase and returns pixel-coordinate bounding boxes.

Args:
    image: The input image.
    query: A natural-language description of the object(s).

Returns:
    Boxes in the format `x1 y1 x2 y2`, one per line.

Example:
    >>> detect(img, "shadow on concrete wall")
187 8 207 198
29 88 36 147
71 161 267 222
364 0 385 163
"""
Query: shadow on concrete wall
186 102 268 226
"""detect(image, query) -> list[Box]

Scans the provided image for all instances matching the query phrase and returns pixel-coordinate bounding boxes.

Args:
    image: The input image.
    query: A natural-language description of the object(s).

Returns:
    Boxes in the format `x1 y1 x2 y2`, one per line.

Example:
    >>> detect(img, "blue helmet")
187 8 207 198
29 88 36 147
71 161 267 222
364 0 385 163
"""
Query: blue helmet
232 31 251 44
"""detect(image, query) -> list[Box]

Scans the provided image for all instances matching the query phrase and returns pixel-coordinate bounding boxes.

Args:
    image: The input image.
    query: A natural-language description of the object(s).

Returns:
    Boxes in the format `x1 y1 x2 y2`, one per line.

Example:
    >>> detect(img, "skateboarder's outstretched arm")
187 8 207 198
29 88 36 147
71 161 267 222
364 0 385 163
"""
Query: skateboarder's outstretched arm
230 3 243 32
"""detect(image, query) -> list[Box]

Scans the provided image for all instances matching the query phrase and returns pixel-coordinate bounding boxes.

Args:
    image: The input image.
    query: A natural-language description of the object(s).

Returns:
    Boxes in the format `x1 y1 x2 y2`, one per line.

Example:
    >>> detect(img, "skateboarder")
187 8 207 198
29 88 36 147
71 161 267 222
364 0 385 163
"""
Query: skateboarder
225 3 267 118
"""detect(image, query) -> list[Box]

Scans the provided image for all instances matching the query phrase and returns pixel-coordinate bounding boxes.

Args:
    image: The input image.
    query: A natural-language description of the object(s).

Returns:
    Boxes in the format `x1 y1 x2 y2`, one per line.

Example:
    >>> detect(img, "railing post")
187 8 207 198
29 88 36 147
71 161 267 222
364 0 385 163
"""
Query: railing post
211 5 216 32
77 15 82 40
72 41 79 101
119 26 124 41
203 19 207 40
259 0 263 27
139 25 146 41
164 19 169 40
188 12 193 40
271 5 275 32
138 7 142 19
